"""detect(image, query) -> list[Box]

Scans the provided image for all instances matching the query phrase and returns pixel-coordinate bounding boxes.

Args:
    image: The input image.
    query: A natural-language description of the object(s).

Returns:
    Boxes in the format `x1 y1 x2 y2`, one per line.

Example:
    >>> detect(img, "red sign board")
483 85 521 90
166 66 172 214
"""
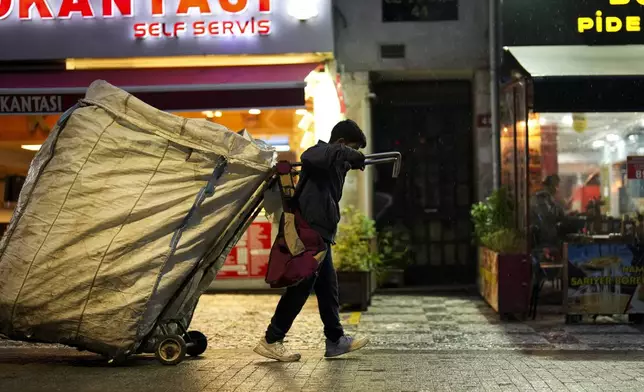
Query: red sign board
476 113 491 128
217 221 272 279
627 156 644 179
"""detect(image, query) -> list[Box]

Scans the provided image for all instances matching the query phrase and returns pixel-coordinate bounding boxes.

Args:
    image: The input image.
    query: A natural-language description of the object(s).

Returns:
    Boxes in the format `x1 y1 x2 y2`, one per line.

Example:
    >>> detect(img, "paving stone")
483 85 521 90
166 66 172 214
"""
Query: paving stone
4 293 644 391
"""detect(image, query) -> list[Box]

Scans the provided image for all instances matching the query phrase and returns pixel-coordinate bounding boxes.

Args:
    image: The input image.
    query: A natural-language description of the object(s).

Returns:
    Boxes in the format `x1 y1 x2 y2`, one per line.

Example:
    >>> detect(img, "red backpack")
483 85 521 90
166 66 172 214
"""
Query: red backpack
265 162 326 288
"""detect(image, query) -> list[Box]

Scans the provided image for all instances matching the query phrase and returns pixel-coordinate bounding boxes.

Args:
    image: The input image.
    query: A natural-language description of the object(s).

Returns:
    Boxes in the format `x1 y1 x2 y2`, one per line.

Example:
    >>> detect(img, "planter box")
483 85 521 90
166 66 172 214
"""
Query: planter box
338 271 371 311
478 247 531 319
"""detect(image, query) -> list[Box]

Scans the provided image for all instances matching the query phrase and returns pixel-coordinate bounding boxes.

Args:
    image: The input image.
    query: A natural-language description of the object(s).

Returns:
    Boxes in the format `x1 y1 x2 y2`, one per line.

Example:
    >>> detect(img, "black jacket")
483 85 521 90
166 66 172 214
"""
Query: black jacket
296 141 365 242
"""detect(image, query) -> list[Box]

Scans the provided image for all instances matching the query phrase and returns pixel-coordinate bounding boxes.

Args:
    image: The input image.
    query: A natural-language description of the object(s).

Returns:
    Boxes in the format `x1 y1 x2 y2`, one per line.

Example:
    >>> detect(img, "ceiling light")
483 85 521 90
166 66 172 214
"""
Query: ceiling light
592 140 605 149
606 133 621 142
640 119 644 127
21 145 41 151
274 145 291 152
287 1 319 21
638 147 644 155
628 134 639 143
296 109 308 116
539 116 547 126
248 109 261 115
562 115 573 126
214 111 223 118
202 111 214 118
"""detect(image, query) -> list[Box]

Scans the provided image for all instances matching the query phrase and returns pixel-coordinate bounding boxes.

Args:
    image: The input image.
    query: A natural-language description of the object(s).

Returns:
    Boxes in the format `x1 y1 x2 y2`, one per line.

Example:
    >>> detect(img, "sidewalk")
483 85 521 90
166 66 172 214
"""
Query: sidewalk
2 293 644 392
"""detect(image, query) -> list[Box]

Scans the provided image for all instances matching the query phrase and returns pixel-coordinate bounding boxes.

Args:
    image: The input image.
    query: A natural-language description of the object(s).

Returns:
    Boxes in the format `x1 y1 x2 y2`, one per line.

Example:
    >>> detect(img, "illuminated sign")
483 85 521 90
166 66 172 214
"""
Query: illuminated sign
502 0 644 46
0 0 334 60
0 95 64 113
578 0 643 33
0 0 272 38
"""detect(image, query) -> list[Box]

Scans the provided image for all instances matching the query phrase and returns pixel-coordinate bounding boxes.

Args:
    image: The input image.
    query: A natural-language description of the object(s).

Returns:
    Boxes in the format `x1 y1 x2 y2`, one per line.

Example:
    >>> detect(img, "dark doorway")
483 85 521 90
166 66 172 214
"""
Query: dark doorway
371 80 475 285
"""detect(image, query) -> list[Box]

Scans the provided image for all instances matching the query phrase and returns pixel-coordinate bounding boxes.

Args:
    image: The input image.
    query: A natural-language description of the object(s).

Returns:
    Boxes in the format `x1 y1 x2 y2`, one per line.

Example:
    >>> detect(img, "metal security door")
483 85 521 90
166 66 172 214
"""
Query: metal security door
372 81 475 285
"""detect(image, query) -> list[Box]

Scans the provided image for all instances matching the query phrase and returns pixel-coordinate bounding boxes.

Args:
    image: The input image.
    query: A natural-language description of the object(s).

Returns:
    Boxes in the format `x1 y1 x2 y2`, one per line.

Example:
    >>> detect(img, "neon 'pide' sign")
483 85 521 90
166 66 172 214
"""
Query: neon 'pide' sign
0 0 272 38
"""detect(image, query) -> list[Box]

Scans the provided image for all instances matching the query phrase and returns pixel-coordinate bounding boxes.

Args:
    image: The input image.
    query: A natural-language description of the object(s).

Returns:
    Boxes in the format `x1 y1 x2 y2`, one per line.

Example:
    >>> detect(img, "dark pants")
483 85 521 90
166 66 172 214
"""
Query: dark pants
265 244 344 343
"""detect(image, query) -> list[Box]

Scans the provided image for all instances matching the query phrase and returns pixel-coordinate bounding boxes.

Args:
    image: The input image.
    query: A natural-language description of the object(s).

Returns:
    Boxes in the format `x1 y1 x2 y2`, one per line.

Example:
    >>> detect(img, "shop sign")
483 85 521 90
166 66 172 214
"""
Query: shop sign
578 0 644 34
0 95 64 114
503 0 644 46
217 221 272 279
627 156 644 179
0 0 334 60
0 0 272 38
566 243 644 315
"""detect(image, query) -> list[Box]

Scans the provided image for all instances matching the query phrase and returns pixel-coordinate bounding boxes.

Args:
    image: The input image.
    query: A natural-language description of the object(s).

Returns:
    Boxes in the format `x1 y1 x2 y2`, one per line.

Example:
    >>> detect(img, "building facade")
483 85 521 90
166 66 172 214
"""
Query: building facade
333 0 492 285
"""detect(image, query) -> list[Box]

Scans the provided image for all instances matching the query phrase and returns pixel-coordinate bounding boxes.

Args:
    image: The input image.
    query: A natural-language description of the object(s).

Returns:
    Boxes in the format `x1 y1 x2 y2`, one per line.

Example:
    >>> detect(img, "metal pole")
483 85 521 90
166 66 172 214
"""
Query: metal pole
489 0 502 190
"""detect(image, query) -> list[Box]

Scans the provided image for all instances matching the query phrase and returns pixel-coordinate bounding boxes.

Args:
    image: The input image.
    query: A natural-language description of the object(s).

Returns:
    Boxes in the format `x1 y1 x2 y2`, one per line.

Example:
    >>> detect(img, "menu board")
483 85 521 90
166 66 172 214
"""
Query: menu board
566 243 644 315
217 221 273 279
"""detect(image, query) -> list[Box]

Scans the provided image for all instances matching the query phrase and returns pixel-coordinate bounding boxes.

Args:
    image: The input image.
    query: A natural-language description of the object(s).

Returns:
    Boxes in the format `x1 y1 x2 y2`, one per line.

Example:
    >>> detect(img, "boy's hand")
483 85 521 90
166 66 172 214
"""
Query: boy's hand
349 151 366 171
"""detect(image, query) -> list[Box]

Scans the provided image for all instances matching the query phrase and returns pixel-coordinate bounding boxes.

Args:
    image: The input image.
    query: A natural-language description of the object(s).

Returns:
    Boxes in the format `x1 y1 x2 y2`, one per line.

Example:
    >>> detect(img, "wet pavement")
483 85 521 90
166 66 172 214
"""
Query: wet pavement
3 293 644 391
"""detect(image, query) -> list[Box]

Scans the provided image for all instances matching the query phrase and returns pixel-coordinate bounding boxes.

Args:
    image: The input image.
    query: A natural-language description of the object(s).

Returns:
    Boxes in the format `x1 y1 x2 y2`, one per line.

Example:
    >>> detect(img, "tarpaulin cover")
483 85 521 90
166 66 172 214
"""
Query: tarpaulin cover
0 80 277 358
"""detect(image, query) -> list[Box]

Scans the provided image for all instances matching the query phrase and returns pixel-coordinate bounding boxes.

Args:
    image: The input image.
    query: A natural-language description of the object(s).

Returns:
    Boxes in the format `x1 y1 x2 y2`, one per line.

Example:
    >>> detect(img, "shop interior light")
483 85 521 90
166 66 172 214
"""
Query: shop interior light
638 147 644 155
562 114 574 126
640 119 644 127
214 111 223 118
21 145 42 151
606 133 621 142
66 53 332 70
287 0 319 21
296 109 308 116
248 109 261 115
202 111 214 118
539 116 548 126
273 145 291 152
592 140 606 149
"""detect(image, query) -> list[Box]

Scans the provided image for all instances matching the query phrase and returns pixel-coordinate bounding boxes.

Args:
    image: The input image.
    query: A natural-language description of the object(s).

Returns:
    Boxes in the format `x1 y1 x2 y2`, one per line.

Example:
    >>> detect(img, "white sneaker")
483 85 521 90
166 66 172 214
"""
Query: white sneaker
253 338 301 362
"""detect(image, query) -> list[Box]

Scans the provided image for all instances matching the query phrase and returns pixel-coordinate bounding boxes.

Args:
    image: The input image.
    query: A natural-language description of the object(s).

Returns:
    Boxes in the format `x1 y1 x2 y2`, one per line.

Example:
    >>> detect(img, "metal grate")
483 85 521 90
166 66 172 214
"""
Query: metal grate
380 44 406 59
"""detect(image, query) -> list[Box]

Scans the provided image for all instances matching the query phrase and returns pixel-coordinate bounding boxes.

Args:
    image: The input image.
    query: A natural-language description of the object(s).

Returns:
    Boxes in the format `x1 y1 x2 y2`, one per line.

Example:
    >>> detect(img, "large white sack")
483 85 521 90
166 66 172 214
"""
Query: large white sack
0 80 276 358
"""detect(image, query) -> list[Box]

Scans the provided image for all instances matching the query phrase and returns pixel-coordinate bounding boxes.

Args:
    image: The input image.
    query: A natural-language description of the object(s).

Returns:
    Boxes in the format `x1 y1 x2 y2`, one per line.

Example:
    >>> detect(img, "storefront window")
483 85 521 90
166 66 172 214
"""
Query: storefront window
531 112 644 215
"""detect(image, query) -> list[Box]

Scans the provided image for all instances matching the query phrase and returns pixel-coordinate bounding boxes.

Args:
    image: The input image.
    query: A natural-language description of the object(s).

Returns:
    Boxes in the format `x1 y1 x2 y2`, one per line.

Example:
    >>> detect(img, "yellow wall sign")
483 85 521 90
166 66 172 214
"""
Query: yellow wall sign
572 114 588 133
578 0 643 33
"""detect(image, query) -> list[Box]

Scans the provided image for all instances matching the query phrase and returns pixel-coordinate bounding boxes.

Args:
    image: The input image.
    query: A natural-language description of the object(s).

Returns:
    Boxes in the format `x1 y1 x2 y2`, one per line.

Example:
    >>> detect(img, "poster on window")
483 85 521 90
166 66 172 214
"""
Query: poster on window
217 221 272 279
566 243 644 315
627 156 644 180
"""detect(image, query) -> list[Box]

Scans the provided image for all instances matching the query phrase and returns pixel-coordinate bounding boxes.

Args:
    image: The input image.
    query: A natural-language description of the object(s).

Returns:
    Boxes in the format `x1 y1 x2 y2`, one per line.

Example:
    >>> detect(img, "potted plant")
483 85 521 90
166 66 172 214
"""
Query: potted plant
376 224 411 288
471 188 531 319
334 206 380 311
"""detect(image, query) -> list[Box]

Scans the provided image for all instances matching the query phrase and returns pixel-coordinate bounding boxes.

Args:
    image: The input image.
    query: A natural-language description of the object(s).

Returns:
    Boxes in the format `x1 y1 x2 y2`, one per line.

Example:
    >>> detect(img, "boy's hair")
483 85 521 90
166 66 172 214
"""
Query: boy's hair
329 120 367 149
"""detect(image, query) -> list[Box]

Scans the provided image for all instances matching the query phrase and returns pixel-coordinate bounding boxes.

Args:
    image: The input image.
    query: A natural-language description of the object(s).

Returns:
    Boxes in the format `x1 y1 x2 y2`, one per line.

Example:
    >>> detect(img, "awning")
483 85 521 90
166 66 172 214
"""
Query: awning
505 46 644 113
507 46 644 77
0 63 319 115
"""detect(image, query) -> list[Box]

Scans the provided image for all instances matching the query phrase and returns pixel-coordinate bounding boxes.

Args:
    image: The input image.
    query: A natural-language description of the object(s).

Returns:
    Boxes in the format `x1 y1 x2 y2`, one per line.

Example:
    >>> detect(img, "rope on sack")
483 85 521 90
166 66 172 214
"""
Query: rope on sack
169 156 228 252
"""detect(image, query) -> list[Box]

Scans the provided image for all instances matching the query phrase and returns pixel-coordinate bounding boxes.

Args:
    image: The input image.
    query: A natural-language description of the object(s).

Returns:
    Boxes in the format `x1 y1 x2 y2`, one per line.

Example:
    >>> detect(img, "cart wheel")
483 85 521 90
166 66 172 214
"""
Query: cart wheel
185 330 208 357
629 314 644 325
155 334 187 366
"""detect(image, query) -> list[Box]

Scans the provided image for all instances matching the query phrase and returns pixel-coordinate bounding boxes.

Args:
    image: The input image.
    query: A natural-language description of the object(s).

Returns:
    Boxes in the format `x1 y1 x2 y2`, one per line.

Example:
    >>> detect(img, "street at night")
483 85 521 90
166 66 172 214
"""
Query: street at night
3 293 644 392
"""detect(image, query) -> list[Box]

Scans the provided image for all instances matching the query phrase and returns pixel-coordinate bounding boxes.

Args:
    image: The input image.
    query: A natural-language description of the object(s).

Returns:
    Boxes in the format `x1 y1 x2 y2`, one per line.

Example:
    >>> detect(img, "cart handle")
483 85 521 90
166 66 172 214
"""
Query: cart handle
289 151 402 178
364 152 402 178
